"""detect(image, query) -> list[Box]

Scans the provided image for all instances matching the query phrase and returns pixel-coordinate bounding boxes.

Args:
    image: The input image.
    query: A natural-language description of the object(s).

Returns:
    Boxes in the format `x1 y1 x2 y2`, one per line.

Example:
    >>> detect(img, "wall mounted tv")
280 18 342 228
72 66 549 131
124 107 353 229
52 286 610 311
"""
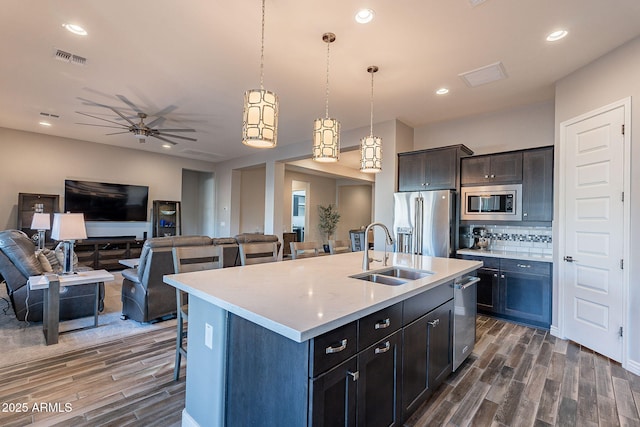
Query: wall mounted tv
64 180 149 222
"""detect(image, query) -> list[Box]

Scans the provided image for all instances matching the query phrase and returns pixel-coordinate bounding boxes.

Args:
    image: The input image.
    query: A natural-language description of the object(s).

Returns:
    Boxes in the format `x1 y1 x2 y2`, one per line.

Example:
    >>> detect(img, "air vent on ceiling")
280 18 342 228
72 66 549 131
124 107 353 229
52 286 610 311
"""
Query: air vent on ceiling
459 61 507 87
39 112 60 119
53 49 87 66
180 149 222 161
468 0 487 6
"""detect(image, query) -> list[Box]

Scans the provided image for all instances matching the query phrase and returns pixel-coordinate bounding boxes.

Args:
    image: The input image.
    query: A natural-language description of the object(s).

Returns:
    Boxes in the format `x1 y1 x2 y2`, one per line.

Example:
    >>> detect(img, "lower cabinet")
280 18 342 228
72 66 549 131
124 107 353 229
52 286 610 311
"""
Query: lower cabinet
402 299 454 419
461 255 551 328
225 282 456 426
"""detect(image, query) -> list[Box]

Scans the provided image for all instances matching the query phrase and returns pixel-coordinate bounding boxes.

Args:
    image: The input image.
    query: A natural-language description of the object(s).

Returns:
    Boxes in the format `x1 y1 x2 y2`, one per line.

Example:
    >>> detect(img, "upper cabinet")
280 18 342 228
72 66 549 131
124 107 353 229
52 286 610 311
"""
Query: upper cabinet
398 145 473 192
522 147 554 222
461 152 523 185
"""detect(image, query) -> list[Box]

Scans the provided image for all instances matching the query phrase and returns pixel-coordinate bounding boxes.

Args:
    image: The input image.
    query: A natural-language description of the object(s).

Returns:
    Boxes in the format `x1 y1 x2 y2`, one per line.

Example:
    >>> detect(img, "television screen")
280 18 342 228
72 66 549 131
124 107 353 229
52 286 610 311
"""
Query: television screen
64 180 149 221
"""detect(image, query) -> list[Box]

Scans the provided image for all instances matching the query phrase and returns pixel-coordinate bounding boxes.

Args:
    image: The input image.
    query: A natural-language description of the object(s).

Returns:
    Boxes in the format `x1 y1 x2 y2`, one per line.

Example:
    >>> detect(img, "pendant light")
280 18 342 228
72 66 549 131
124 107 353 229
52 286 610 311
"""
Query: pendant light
242 0 278 148
360 65 382 173
312 32 340 162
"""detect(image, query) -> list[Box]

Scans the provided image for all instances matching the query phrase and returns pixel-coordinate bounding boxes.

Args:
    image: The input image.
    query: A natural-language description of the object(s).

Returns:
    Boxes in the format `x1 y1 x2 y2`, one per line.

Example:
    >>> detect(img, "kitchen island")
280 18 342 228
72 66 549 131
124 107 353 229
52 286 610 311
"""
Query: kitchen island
164 251 481 427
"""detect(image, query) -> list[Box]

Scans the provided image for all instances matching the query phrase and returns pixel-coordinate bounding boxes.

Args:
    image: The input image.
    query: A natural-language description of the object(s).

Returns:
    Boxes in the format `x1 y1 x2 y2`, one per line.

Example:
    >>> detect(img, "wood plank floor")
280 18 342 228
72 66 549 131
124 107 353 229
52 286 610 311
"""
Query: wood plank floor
1 316 638 426
407 316 640 427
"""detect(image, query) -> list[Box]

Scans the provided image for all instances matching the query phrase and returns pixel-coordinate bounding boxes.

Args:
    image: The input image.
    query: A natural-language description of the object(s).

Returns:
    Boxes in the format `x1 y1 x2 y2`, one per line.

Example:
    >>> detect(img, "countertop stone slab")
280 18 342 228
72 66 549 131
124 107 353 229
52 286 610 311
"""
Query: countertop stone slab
164 251 481 342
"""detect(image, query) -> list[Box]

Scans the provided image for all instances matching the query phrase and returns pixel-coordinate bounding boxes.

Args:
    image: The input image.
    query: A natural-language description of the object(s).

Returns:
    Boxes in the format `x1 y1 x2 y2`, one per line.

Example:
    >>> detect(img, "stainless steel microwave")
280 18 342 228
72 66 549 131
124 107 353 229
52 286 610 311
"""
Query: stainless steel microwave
461 184 522 221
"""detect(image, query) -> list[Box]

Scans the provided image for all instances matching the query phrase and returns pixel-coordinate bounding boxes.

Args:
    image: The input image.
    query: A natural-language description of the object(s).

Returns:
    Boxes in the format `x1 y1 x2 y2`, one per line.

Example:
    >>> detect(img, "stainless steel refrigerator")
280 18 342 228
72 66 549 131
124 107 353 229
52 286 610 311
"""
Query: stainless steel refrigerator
393 190 455 258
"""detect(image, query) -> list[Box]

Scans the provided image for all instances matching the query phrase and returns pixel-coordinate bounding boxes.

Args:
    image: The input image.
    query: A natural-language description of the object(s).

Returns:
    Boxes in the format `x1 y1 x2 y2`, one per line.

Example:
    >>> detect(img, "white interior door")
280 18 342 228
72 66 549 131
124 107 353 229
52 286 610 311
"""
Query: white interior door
561 104 625 362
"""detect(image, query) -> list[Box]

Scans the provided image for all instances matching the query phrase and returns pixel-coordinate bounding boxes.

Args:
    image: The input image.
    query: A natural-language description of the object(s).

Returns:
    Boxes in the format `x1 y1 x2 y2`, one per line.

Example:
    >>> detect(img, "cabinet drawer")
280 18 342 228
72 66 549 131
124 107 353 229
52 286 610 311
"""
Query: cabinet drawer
310 321 358 377
460 255 499 269
500 259 550 276
358 302 403 351
403 281 454 325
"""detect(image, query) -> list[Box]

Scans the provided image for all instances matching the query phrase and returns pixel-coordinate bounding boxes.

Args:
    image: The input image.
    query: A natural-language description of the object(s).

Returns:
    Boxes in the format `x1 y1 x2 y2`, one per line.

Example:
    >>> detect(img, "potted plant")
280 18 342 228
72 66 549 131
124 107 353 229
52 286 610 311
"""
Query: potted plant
317 204 340 252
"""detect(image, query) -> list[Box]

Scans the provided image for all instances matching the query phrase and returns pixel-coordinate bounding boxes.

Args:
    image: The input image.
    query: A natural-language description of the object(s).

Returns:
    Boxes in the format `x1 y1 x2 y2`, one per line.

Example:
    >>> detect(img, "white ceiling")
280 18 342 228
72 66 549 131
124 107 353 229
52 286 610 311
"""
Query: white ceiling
1 0 639 167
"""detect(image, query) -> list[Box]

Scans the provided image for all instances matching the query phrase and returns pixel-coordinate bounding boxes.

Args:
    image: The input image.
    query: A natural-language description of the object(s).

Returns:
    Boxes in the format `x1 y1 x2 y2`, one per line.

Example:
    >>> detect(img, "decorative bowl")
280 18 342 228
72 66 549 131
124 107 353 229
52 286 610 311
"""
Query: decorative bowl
160 210 176 216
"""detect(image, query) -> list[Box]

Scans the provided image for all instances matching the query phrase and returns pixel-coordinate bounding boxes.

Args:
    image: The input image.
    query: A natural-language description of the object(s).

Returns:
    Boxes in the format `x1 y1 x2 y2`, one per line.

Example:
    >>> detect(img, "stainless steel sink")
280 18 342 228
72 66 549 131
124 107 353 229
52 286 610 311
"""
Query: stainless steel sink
376 267 433 280
351 273 407 286
350 267 433 286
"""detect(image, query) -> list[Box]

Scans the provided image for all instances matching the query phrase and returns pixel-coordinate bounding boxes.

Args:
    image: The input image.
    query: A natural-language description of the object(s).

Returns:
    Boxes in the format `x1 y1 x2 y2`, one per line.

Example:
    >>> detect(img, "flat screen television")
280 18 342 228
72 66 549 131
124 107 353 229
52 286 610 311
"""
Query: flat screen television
64 180 149 222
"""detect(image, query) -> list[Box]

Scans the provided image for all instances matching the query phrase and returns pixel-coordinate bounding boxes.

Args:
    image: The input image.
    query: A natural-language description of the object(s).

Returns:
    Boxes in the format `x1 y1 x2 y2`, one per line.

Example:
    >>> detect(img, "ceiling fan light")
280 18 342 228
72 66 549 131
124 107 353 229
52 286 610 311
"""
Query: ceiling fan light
360 135 382 173
312 117 340 162
242 88 279 148
63 23 87 36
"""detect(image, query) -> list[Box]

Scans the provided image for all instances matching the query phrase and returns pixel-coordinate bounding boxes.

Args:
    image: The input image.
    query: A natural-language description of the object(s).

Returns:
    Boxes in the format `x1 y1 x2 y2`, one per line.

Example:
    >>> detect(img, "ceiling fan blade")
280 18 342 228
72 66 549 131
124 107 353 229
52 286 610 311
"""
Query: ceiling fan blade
105 131 131 135
77 97 118 109
76 111 129 127
76 122 128 130
109 107 137 127
116 95 144 114
152 135 178 145
156 128 196 132
156 132 197 142
145 116 166 128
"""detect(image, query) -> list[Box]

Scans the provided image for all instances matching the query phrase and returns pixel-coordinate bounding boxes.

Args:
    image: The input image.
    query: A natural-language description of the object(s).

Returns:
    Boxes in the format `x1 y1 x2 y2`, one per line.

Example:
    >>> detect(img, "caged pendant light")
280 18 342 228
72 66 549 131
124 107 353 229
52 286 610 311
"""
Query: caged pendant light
312 32 340 162
360 65 382 173
242 0 279 148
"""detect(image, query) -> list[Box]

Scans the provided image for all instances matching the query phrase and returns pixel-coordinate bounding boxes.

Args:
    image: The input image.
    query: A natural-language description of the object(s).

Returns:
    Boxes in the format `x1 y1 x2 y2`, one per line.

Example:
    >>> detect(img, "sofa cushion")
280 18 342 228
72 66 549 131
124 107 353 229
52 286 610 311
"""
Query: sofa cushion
0 230 43 278
137 235 213 281
212 237 238 245
234 233 279 244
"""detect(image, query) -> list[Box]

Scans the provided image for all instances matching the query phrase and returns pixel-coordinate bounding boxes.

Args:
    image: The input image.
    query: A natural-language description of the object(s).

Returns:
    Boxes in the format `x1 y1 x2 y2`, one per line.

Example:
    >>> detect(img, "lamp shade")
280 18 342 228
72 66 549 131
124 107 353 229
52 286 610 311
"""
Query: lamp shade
242 88 279 148
30 213 51 231
312 117 340 162
360 135 382 173
51 213 87 241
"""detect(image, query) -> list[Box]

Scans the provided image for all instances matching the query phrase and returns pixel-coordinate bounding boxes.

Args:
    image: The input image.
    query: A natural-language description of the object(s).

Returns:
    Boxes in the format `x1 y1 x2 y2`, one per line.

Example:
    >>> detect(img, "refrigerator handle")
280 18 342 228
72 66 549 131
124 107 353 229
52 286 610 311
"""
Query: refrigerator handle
414 197 423 255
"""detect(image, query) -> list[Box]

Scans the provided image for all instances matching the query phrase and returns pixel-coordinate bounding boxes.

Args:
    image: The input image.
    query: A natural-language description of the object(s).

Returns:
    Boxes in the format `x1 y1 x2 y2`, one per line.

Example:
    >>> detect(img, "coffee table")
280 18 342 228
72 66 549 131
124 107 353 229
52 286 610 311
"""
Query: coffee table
28 269 115 345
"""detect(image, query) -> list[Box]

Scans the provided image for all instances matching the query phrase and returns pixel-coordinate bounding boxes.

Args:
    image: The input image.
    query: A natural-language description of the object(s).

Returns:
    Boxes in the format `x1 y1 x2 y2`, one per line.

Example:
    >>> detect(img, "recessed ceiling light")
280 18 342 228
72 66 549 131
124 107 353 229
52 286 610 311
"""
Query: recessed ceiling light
62 23 87 36
355 9 375 24
39 121 52 127
546 30 568 42
162 143 172 149
436 88 449 95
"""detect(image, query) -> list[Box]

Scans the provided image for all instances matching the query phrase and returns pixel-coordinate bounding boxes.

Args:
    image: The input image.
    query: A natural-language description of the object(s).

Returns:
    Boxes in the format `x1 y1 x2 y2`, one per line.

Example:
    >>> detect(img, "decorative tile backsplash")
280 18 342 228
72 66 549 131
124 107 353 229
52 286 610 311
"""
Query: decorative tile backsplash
460 224 553 256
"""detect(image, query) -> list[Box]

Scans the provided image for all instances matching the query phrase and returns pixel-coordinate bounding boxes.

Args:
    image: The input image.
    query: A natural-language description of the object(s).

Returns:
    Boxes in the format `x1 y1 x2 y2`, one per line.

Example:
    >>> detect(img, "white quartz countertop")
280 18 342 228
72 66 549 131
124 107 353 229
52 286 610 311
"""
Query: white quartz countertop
164 251 482 343
457 248 553 263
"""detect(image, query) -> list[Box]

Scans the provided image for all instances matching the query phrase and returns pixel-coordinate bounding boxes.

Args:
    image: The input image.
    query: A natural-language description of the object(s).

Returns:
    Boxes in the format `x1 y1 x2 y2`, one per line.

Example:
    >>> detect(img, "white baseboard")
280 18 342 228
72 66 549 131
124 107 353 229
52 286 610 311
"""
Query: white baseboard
625 359 640 376
182 408 200 427
550 325 562 339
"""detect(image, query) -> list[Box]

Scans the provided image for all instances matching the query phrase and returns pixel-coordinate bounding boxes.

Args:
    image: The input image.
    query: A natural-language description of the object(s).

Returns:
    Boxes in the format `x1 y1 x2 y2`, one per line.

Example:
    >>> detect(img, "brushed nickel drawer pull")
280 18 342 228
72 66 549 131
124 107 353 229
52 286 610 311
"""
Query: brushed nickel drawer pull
375 318 391 329
325 339 347 354
347 370 359 381
427 319 440 327
375 341 391 354
516 263 531 268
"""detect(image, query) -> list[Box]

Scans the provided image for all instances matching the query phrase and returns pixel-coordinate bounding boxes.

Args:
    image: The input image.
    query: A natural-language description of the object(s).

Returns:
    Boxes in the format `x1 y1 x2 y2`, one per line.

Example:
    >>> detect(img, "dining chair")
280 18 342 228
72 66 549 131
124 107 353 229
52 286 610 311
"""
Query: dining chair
329 239 352 255
171 244 224 381
239 242 279 266
290 241 320 260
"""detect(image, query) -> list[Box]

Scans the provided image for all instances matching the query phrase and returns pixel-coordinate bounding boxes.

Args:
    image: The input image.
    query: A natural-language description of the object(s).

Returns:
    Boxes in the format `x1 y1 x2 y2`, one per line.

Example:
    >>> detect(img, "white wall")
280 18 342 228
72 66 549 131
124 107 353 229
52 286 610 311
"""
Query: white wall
239 167 267 233
414 101 555 155
554 36 640 369
337 185 372 241
0 127 215 239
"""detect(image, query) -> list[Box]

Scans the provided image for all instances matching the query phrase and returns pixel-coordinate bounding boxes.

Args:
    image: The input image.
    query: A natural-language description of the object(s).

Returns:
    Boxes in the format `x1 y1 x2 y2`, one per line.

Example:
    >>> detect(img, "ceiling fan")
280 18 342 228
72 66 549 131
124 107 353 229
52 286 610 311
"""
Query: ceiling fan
75 95 197 145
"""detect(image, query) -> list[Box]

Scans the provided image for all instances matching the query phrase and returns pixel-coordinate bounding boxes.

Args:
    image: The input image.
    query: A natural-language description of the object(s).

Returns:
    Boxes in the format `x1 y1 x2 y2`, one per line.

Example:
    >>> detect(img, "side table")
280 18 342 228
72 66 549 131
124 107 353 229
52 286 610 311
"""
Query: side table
28 269 115 345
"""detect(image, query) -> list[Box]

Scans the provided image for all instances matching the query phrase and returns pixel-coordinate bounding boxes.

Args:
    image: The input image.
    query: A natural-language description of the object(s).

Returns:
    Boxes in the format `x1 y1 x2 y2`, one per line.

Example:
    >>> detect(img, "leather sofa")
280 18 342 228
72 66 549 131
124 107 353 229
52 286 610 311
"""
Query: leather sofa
0 229 105 322
120 233 281 323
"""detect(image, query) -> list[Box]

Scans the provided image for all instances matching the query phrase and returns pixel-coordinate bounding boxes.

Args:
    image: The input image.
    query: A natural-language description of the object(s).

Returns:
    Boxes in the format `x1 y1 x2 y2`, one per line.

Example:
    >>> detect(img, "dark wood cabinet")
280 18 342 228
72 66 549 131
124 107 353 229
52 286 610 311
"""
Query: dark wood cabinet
357 331 402 427
522 146 554 222
461 151 523 185
311 356 358 427
17 193 60 245
402 299 453 419
398 145 472 192
75 237 144 271
152 200 181 237
461 255 551 328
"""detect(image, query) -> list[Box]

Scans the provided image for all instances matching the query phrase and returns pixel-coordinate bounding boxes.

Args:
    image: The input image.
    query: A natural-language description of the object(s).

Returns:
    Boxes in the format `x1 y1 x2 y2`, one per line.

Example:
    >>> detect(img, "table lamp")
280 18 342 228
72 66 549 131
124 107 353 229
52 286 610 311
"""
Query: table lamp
51 212 87 274
30 212 51 251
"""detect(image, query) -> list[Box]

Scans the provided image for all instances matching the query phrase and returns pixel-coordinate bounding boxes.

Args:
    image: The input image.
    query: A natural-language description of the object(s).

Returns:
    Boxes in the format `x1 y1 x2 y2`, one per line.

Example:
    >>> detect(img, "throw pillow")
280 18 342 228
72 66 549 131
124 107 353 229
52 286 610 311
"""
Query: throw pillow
54 243 79 269
40 248 61 272
37 251 53 272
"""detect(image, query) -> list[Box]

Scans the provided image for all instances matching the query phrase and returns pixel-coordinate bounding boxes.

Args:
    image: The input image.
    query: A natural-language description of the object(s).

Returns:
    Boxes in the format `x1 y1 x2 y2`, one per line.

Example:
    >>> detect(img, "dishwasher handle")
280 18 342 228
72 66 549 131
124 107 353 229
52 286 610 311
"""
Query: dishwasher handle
454 276 481 290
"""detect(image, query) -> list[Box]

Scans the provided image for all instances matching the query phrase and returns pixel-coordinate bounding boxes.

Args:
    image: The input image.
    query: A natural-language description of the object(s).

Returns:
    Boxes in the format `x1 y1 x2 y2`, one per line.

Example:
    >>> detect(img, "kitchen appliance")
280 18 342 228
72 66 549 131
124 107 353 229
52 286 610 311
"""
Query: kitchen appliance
473 227 491 250
453 274 480 371
393 190 455 258
461 184 522 221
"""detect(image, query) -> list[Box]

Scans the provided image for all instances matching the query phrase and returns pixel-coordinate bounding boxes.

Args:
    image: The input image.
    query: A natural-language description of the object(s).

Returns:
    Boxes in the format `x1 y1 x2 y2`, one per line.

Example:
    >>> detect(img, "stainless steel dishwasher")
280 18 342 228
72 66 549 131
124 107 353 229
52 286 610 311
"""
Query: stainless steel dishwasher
453 275 480 371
